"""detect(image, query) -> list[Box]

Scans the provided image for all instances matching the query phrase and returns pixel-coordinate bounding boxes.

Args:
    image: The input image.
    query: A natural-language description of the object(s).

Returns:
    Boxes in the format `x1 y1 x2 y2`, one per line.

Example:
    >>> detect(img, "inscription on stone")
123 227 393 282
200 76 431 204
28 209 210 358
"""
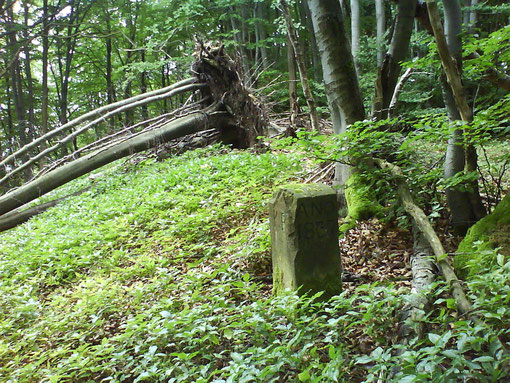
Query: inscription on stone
269 183 342 298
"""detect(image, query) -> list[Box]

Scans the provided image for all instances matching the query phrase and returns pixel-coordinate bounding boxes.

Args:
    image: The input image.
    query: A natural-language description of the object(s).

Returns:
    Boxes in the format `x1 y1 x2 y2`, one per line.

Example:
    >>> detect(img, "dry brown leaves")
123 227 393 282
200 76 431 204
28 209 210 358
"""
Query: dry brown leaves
340 218 413 295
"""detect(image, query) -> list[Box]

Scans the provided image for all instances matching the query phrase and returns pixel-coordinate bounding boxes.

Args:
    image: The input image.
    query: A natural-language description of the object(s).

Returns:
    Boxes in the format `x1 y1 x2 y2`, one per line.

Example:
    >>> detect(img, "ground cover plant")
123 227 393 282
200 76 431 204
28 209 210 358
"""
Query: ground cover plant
0 142 508 382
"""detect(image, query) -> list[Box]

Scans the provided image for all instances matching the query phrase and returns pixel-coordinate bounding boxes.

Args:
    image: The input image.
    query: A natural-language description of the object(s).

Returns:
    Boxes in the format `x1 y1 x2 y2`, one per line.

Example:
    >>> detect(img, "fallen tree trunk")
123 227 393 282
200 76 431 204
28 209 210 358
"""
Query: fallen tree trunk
0 83 205 186
374 158 472 315
397 230 436 342
0 43 266 219
0 78 197 169
0 108 228 216
0 187 90 232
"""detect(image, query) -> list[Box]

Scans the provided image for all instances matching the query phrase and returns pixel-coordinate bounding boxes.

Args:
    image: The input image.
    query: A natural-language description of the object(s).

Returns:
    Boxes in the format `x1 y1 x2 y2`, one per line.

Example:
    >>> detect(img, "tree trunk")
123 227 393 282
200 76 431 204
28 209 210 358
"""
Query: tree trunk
375 0 386 67
0 82 204 186
427 0 486 232
280 0 320 131
22 0 35 135
229 8 251 84
140 49 149 121
105 10 115 130
287 37 299 126
308 0 365 187
0 110 227 216
0 187 90 233
6 7 32 181
1 78 197 170
302 0 321 79
375 158 472 316
467 0 478 33
372 0 416 120
40 0 50 167
254 2 269 70
350 0 360 62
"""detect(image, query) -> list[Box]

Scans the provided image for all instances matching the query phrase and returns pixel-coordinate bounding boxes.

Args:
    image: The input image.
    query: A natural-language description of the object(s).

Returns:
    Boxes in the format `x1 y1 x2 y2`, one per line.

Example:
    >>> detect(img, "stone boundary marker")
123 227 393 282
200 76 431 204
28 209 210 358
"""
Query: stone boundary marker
269 183 342 298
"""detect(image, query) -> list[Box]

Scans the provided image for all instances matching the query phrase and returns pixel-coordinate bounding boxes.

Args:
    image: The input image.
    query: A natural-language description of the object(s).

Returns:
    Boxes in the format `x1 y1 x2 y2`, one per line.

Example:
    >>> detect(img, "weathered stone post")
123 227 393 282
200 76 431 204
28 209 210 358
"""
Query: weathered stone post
269 183 342 298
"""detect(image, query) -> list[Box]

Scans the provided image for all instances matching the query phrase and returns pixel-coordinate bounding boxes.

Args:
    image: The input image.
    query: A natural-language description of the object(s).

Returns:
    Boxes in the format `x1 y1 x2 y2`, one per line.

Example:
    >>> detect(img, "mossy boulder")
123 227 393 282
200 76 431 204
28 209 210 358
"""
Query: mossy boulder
455 193 510 278
340 172 385 234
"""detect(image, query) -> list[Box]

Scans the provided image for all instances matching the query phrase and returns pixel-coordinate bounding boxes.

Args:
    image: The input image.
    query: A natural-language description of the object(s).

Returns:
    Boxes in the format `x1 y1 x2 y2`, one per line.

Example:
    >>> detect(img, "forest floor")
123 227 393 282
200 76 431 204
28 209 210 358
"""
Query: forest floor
0 116 509 382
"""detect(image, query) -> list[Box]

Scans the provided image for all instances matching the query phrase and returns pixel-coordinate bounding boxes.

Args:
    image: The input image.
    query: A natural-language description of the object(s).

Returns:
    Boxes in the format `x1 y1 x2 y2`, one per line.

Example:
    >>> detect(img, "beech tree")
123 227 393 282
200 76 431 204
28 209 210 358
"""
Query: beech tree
308 0 365 189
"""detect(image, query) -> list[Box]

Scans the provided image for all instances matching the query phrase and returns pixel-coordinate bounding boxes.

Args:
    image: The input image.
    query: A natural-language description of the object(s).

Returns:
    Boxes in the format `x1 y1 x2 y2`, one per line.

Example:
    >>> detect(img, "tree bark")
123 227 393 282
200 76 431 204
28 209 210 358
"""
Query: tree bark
140 49 149 121
467 0 478 34
22 0 35 134
375 158 472 316
375 0 386 67
350 0 360 62
40 0 50 167
0 83 205 186
396 229 435 345
308 0 365 187
0 187 90 232
302 0 321 79
0 78 197 169
280 0 320 131
372 0 416 120
229 8 251 84
287 37 299 126
254 2 269 70
6 6 32 181
105 8 115 130
0 109 227 216
427 0 486 231
388 67 413 117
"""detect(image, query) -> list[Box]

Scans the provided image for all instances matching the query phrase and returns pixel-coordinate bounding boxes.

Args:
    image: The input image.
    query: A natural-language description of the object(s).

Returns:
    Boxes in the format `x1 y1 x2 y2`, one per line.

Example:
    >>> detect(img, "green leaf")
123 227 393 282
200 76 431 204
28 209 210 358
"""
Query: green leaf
472 356 494 363
428 333 441 345
298 370 310 382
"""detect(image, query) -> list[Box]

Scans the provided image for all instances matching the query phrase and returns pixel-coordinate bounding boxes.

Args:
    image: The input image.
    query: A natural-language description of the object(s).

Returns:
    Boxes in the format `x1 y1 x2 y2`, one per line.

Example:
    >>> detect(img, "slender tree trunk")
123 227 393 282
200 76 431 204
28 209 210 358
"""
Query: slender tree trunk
287 37 299 126
124 9 137 127
40 0 49 166
427 0 486 232
350 0 360 62
6 7 32 181
280 0 320 131
140 49 149 121
308 0 365 187
441 0 473 233
302 0 321 79
105 11 115 130
372 0 416 120
22 0 34 137
463 0 471 26
467 0 478 33
229 9 251 83
255 2 269 70
0 111 226 216
375 0 386 67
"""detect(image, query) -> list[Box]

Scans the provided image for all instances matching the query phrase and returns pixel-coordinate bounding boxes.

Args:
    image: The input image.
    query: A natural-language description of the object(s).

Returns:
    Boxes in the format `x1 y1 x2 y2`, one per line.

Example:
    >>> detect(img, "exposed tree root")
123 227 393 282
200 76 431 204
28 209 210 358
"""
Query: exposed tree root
0 44 268 225
192 41 267 147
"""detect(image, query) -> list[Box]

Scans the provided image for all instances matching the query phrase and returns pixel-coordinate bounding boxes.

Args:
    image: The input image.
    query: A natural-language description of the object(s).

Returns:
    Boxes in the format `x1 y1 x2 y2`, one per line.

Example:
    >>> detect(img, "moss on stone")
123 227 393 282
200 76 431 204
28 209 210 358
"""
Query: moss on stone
455 194 510 278
340 173 385 235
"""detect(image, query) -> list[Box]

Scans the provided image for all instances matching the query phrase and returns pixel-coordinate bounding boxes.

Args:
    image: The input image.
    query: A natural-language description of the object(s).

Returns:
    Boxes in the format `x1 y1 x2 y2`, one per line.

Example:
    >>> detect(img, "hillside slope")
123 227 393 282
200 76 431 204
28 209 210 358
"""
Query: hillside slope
0 145 508 382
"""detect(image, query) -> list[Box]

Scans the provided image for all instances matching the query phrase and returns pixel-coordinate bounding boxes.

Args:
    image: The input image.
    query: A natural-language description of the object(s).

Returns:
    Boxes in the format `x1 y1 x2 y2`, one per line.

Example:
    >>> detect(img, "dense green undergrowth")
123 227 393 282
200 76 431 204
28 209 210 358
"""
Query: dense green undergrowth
1 145 509 382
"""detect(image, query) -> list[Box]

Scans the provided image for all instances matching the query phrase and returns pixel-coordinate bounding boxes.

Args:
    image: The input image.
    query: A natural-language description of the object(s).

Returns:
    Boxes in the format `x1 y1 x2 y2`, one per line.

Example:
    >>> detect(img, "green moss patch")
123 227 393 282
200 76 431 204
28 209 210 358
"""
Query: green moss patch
455 194 510 278
340 172 385 235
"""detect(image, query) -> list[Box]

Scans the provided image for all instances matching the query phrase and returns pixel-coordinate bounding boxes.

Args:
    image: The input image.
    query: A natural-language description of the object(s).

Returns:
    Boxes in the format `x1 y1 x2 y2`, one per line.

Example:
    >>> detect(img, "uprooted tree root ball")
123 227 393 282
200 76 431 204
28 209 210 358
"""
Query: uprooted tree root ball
191 41 268 148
